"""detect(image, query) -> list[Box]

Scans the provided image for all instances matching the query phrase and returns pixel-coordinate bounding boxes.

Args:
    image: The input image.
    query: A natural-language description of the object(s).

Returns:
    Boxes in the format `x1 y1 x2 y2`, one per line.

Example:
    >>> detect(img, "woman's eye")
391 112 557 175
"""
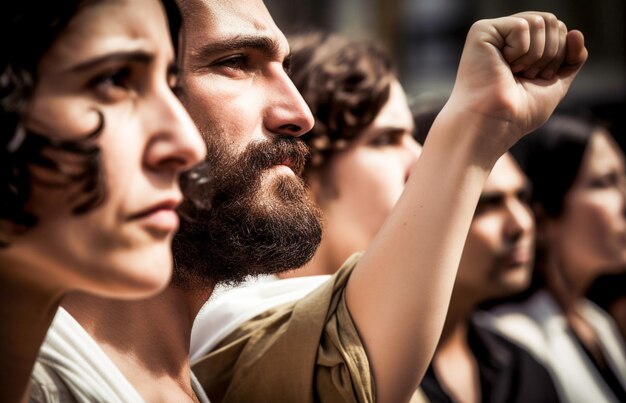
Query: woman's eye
89 67 132 101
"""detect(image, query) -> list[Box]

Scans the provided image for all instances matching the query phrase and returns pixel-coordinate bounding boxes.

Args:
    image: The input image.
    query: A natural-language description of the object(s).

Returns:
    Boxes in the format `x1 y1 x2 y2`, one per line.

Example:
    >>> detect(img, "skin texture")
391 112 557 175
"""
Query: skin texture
0 0 206 401
64 4 587 403
180 0 313 154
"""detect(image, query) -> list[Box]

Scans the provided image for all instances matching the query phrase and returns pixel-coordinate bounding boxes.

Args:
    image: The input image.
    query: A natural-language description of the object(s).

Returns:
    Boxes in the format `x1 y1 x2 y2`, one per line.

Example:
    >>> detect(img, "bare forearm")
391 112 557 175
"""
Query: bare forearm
345 107 502 402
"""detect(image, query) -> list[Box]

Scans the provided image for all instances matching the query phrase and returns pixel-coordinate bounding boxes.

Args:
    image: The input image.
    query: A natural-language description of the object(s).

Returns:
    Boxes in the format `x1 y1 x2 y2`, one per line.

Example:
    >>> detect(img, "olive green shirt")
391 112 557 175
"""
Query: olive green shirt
192 253 375 402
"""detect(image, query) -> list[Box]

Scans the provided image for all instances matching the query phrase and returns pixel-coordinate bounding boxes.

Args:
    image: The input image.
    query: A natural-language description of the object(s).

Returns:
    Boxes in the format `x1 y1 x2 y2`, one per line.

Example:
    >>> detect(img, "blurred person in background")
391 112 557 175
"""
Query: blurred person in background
489 113 626 403
420 151 560 403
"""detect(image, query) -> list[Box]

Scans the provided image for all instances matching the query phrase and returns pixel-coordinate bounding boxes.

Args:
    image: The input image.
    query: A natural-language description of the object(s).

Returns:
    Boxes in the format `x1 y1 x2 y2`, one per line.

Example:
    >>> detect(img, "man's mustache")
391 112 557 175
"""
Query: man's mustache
245 137 310 177
179 135 311 215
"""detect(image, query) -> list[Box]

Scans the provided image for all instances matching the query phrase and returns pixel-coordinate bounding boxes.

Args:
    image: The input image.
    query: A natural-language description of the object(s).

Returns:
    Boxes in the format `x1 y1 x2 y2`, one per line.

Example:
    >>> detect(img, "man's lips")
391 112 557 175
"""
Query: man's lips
281 157 294 169
501 245 534 267
277 157 305 176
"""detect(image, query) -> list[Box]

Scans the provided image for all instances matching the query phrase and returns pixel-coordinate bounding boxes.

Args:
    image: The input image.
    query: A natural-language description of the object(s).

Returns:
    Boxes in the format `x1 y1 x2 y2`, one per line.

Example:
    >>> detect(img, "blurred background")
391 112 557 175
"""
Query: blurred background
265 0 625 147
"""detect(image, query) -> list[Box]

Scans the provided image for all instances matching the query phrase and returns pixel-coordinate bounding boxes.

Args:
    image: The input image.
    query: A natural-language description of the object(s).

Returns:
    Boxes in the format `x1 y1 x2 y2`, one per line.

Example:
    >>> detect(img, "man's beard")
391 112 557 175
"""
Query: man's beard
172 132 323 288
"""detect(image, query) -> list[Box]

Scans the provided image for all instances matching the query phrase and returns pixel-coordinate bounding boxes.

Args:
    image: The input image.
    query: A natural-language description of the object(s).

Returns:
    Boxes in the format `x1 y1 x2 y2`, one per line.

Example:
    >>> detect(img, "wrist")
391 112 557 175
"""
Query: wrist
426 101 515 170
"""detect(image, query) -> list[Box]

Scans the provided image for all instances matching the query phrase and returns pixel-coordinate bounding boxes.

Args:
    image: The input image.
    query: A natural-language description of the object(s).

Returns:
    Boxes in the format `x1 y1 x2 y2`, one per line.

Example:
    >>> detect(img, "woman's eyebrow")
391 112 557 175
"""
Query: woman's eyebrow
69 50 154 73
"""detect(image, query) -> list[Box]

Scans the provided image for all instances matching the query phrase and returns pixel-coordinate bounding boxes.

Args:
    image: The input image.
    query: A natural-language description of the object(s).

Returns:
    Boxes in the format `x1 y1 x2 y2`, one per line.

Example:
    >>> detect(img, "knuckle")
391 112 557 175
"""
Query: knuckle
525 15 546 29
507 17 530 34
543 13 558 26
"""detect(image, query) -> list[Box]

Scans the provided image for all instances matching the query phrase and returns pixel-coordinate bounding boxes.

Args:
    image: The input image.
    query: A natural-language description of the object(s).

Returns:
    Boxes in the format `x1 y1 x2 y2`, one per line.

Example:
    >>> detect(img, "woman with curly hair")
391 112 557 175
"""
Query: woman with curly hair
282 32 422 277
0 0 206 400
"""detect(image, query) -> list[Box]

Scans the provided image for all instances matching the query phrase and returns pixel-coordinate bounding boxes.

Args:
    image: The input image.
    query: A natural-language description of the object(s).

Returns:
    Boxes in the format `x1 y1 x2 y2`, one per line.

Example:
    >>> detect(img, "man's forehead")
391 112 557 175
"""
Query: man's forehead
181 0 288 51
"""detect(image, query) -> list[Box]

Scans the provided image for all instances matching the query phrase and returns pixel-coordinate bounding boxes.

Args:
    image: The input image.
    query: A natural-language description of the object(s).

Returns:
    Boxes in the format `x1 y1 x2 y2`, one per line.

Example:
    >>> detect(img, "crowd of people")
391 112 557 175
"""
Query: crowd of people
3 0 624 402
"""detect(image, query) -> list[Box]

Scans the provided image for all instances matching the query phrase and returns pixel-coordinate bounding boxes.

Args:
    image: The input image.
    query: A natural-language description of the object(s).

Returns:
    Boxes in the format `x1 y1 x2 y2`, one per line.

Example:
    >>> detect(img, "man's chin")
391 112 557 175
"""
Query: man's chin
172 134 320 287
173 178 323 287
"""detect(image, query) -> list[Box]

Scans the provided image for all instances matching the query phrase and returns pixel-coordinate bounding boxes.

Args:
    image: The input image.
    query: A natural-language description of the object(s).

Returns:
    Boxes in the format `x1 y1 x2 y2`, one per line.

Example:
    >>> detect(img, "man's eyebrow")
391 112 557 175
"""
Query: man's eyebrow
69 51 153 73
192 35 282 60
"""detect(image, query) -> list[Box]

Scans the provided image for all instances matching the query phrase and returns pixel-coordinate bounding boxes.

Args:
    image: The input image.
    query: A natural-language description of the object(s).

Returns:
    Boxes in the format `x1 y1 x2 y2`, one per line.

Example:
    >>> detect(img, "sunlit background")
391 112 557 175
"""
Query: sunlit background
266 0 625 147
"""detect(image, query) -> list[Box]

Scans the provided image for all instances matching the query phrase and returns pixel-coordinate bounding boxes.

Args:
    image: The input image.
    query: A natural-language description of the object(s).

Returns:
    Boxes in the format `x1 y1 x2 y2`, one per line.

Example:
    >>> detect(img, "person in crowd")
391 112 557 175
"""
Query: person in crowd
40 1 586 402
180 5 585 401
420 152 560 403
189 31 421 359
489 113 626 403
0 0 206 402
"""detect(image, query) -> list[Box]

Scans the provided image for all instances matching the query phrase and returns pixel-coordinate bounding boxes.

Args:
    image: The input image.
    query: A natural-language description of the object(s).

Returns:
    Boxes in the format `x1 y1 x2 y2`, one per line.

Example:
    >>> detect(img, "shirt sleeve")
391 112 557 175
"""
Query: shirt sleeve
192 252 375 403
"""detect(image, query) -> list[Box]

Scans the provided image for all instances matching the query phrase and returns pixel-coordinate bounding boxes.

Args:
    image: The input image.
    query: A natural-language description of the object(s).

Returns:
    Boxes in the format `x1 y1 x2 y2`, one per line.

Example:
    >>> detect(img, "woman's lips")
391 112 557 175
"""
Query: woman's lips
128 200 181 234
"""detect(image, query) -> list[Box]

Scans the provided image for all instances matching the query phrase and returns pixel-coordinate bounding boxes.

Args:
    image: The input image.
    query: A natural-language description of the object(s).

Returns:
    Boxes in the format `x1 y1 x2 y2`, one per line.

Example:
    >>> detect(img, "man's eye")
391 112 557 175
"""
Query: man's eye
213 55 249 70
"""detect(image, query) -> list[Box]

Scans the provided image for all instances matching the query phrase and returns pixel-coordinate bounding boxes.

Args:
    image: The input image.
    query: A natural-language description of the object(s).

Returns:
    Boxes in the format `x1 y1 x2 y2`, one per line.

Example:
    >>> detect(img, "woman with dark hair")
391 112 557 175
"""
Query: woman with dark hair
0 0 206 401
489 114 626 402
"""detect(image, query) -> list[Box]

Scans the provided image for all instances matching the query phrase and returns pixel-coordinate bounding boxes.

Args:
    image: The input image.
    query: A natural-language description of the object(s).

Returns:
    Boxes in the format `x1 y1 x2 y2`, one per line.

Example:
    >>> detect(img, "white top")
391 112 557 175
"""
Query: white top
190 274 330 362
31 307 210 403
488 290 626 403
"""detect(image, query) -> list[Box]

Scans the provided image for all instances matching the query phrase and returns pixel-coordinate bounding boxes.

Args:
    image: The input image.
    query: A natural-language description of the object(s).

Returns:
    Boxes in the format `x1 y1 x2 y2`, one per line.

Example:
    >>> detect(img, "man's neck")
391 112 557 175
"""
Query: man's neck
63 285 214 402
433 294 481 403
280 229 355 279
439 290 478 342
